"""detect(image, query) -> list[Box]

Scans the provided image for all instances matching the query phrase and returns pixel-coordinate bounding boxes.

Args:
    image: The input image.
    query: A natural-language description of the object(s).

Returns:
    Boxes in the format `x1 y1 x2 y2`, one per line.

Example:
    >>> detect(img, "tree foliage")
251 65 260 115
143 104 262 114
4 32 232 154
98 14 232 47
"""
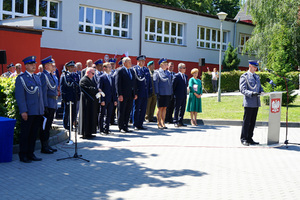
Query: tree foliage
244 0 300 105
222 42 240 71
145 0 240 19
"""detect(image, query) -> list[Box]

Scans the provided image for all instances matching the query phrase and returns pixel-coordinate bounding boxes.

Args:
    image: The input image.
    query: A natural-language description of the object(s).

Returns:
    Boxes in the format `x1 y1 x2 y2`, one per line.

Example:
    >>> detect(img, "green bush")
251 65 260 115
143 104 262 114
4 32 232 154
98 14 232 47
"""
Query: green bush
0 77 20 144
202 70 299 93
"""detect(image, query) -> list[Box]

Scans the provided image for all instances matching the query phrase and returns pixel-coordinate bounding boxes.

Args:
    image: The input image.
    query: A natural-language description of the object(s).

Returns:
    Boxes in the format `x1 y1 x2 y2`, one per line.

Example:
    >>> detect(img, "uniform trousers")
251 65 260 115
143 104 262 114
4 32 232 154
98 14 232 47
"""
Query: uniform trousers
133 96 148 128
63 101 77 130
118 96 133 130
40 108 56 148
174 97 187 124
145 94 157 121
241 107 258 142
99 101 113 132
165 96 175 123
19 115 43 159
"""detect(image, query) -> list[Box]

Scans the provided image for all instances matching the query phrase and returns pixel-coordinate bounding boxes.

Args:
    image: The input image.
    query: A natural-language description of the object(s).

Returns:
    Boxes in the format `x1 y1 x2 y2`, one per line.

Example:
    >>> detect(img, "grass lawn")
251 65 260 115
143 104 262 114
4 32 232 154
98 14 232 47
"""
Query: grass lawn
182 95 300 122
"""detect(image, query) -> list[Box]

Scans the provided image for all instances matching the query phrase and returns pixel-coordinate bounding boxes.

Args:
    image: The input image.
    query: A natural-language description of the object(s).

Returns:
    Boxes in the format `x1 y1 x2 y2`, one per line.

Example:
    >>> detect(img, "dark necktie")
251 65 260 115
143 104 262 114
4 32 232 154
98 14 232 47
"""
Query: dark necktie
127 69 132 79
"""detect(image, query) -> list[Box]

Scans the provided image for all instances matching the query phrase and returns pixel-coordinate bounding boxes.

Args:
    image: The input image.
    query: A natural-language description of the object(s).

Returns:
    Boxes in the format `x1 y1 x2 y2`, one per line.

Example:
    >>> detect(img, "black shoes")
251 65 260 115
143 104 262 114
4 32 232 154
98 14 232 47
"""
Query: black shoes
41 148 54 154
249 140 259 145
81 135 96 139
20 156 32 163
48 146 57 152
28 154 42 161
134 126 147 130
241 140 249 146
241 140 259 146
120 128 132 133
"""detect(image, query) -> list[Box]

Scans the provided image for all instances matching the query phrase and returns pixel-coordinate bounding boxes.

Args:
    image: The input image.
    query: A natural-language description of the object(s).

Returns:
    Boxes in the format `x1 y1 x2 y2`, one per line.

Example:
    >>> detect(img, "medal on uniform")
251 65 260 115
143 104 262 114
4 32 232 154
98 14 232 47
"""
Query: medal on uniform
31 86 33 90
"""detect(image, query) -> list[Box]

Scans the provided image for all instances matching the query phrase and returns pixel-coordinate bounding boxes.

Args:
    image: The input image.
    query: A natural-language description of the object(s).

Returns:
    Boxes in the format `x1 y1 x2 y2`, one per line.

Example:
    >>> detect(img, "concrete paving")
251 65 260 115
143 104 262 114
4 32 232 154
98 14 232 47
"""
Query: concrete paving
1 122 300 200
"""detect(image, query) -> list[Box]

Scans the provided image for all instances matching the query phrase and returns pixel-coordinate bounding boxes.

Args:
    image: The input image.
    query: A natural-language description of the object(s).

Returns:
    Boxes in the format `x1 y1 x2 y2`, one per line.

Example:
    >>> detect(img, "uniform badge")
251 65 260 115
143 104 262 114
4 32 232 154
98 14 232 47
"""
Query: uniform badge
31 86 33 89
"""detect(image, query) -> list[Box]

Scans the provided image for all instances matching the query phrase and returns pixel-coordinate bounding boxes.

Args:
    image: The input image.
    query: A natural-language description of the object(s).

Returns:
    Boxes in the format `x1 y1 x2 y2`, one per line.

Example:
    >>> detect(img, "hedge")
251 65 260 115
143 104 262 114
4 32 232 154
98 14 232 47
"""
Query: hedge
0 77 21 145
202 70 300 93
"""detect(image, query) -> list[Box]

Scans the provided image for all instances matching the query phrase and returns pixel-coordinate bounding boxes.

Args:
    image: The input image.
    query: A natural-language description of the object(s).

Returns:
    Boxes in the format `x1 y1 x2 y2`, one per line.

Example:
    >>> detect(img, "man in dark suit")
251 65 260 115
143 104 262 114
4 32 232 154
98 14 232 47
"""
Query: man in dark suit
115 57 137 133
15 56 44 163
98 62 118 134
173 63 188 127
165 62 175 123
79 67 99 139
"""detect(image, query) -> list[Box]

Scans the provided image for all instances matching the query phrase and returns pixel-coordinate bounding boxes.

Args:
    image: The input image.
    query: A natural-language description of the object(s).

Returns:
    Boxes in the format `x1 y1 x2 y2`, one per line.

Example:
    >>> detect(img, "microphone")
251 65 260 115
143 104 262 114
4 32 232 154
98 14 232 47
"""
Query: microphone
266 78 276 87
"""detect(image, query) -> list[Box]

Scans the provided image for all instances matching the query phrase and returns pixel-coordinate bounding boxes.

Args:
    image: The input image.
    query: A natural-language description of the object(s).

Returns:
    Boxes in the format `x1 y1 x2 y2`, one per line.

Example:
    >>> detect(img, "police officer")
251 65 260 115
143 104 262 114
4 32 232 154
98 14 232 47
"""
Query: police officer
15 56 44 163
60 61 78 130
94 59 104 85
2 63 16 77
109 58 117 74
165 62 175 123
132 55 151 130
240 60 264 146
39 56 58 154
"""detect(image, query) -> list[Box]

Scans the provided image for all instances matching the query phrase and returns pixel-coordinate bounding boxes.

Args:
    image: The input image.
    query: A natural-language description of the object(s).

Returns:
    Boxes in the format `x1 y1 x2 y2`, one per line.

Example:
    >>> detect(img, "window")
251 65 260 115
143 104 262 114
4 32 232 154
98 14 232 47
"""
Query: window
0 0 60 29
197 26 228 50
145 17 184 45
239 33 251 53
79 6 130 38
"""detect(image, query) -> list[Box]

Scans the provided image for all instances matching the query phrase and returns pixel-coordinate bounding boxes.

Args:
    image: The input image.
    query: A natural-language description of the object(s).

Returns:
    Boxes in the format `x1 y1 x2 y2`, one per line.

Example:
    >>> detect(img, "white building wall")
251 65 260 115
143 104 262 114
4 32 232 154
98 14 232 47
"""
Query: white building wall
38 0 254 66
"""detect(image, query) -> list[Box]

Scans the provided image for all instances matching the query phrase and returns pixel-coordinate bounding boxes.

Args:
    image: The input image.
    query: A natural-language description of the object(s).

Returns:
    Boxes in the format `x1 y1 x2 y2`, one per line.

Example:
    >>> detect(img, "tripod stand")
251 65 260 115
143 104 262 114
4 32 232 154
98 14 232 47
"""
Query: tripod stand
57 120 90 162
57 70 92 162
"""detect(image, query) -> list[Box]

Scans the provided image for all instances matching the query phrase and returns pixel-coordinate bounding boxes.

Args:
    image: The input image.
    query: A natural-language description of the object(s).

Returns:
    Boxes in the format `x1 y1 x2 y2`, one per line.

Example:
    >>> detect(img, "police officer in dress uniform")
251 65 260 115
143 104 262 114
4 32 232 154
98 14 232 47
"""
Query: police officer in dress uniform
60 61 78 130
109 58 117 75
132 55 151 130
240 60 264 146
15 56 44 163
2 63 16 77
165 62 175 123
39 56 58 154
145 61 157 122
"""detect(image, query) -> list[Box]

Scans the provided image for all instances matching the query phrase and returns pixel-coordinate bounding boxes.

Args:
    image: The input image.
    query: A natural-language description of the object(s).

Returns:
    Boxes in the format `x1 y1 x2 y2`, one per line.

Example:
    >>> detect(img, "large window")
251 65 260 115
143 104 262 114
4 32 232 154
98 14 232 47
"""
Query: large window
0 0 60 29
197 26 228 50
239 33 251 53
145 17 184 45
79 6 130 38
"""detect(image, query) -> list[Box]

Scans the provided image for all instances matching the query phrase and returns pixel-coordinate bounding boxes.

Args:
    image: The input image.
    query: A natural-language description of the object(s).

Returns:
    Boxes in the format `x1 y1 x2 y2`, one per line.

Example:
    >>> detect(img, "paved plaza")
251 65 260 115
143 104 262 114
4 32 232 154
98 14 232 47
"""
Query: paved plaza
1 122 300 200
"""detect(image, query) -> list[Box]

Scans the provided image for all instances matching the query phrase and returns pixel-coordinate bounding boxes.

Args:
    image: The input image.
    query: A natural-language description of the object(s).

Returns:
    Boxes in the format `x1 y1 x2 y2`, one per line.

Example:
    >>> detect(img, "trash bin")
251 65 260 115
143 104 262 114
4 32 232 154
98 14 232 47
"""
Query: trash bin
0 117 16 163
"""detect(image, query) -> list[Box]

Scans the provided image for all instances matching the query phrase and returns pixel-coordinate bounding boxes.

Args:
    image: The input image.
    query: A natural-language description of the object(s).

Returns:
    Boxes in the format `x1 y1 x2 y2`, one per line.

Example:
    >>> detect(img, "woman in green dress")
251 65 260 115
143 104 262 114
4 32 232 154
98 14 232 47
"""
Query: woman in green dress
186 68 202 126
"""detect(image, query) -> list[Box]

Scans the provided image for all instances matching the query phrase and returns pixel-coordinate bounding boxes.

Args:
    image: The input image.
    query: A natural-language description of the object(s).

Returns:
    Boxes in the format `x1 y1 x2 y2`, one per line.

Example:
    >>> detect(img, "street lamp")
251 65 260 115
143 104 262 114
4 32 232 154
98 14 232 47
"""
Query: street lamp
217 12 227 102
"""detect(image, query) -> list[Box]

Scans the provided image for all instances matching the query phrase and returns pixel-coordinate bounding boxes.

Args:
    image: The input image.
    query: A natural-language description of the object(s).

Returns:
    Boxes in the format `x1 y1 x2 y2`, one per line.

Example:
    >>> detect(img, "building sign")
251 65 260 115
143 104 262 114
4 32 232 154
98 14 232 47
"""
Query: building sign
271 98 281 113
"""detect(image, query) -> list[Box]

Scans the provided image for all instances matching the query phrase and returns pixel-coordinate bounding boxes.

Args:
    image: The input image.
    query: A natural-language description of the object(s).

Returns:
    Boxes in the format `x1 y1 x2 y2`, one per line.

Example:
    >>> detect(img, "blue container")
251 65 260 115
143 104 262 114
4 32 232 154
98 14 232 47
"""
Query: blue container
0 117 16 163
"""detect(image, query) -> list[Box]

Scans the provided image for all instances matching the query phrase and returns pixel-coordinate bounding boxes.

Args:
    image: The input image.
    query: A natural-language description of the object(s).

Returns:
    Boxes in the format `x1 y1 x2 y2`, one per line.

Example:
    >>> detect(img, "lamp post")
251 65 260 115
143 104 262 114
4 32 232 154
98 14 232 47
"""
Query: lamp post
217 12 227 102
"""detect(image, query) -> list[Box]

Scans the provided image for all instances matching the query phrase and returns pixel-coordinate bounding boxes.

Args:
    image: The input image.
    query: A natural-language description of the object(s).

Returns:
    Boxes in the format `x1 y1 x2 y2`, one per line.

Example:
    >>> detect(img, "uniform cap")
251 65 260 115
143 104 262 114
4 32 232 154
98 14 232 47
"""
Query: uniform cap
41 56 54 65
158 58 168 65
22 56 37 64
94 59 103 65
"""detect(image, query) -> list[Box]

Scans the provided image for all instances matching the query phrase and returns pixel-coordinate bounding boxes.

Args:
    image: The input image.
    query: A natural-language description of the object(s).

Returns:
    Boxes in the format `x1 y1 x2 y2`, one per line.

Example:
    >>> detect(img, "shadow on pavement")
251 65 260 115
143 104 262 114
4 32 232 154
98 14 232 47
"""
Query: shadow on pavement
48 143 208 199
275 145 300 152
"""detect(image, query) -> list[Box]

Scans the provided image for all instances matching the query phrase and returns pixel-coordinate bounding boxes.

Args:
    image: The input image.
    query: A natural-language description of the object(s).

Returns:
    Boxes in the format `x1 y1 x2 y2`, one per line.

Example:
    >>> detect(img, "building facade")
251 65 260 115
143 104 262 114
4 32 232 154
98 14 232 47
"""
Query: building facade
0 0 254 75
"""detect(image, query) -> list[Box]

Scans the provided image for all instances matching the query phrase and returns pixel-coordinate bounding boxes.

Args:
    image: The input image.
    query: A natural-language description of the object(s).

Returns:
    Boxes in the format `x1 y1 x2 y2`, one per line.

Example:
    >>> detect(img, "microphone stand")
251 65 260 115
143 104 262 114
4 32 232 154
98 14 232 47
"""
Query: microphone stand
57 70 93 162
266 69 300 147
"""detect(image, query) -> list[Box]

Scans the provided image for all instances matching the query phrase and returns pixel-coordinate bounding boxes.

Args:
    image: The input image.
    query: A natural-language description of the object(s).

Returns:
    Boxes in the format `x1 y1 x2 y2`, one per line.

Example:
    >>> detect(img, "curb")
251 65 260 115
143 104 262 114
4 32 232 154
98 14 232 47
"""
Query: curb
13 128 68 154
183 119 300 128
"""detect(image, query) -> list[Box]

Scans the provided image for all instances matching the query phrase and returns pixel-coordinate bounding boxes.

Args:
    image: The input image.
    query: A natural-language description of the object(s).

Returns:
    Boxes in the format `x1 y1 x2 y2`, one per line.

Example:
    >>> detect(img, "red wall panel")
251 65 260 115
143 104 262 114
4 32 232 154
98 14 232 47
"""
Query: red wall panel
0 30 41 74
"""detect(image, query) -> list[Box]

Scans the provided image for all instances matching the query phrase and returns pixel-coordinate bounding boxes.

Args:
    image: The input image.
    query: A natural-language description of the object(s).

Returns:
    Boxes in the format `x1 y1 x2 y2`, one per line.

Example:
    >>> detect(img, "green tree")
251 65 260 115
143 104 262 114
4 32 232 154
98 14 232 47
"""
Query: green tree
244 0 300 105
145 0 240 18
222 42 240 71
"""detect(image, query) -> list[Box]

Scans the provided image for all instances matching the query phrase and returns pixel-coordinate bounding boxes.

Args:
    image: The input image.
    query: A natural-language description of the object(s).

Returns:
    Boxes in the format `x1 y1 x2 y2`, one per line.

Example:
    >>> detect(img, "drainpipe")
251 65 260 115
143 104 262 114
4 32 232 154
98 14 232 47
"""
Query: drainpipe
233 17 240 48
139 1 143 55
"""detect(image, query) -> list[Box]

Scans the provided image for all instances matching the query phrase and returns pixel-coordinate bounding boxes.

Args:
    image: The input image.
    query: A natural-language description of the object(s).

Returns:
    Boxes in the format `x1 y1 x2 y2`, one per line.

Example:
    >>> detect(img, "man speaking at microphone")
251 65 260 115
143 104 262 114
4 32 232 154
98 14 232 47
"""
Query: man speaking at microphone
239 60 264 146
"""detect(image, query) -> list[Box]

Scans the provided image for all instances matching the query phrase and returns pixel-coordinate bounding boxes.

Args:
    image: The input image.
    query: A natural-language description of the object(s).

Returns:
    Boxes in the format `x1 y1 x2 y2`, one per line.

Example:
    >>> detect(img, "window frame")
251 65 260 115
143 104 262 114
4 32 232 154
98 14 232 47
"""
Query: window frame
197 26 228 51
238 33 251 54
0 0 60 29
144 17 185 46
78 5 130 39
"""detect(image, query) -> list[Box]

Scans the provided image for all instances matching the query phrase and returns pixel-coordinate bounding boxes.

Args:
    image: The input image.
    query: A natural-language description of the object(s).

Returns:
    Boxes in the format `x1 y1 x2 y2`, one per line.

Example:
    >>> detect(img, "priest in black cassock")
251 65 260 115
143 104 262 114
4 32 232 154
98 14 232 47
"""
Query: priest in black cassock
79 67 99 139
